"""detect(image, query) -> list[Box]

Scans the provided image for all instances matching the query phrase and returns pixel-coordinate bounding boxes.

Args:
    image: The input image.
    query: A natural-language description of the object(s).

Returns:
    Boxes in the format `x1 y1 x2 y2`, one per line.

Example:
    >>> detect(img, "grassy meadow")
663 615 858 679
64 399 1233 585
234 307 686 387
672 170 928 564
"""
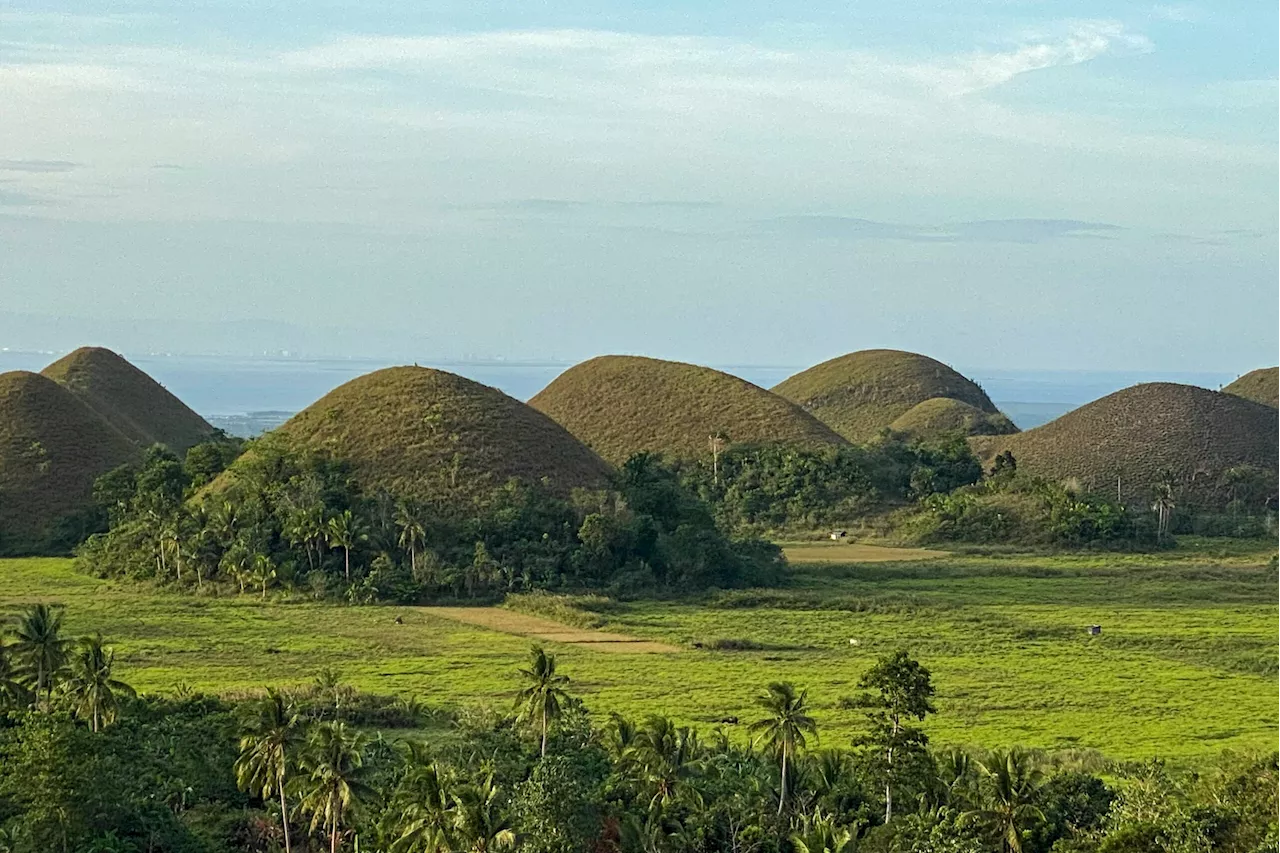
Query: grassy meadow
0 540 1275 764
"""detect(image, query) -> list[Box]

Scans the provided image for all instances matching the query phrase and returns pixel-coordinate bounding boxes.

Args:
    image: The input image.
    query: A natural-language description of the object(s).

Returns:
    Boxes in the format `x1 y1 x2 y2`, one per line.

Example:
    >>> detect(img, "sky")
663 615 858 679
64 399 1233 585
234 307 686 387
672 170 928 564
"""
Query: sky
1 1 1276 371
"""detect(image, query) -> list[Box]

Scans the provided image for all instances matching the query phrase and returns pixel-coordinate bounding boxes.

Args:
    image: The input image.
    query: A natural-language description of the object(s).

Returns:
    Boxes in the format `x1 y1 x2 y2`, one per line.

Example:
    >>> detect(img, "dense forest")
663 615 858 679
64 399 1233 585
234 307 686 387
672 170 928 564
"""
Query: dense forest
0 607 1273 853
71 423 1277 605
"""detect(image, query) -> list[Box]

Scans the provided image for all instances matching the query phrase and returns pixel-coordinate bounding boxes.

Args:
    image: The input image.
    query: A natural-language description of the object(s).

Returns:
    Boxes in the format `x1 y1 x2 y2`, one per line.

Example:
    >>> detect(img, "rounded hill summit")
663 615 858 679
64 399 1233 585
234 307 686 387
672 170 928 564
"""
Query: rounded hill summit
222 366 614 504
41 346 216 453
772 349 1012 443
971 382 1277 507
529 355 848 465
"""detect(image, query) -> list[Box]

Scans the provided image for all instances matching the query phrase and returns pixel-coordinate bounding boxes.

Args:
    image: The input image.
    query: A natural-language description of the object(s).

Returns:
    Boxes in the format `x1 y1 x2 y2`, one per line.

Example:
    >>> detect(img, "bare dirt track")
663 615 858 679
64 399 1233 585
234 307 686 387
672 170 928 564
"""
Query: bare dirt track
422 607 682 653
781 542 948 564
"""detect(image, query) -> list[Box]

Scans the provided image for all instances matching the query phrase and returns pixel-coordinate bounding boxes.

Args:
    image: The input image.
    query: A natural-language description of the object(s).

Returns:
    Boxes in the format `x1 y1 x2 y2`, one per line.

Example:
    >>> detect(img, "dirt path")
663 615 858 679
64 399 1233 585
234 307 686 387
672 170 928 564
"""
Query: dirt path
422 607 682 653
782 542 948 564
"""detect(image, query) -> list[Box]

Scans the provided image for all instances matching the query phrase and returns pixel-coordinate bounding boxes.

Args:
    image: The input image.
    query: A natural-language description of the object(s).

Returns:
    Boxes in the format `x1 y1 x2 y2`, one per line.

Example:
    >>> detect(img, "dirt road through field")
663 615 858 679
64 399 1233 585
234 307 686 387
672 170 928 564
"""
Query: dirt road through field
423 607 681 653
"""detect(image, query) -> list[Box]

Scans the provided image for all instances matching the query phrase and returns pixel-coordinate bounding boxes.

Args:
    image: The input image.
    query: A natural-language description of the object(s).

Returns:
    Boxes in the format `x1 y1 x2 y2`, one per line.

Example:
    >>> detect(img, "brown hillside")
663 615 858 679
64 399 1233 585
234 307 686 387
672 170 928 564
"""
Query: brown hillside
772 349 1008 443
42 347 216 453
215 366 613 505
890 397 1018 439
972 383 1278 507
528 355 848 465
0 371 138 548
1223 367 1278 408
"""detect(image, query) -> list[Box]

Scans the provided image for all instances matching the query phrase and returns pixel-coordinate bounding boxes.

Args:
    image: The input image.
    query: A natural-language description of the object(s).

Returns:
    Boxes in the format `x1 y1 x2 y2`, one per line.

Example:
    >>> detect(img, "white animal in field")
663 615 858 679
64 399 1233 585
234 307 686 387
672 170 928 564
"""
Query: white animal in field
849 639 859 646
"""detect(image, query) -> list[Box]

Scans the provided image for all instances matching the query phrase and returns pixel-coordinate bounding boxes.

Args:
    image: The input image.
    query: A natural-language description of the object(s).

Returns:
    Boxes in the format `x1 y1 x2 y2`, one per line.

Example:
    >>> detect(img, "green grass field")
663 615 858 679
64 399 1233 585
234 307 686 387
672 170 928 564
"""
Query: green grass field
0 541 1275 764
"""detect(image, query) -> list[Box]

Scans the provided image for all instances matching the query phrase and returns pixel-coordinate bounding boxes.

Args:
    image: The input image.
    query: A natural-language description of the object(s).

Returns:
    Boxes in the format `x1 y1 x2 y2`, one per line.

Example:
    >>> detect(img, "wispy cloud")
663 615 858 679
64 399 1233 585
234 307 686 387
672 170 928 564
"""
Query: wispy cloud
766 216 1123 244
0 159 78 173
0 188 46 206
937 20 1154 94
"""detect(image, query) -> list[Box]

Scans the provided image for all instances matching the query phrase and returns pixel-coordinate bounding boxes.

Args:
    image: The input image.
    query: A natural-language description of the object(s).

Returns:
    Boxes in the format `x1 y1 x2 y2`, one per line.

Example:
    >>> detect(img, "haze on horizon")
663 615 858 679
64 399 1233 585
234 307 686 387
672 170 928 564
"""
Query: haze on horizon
1 1 1276 372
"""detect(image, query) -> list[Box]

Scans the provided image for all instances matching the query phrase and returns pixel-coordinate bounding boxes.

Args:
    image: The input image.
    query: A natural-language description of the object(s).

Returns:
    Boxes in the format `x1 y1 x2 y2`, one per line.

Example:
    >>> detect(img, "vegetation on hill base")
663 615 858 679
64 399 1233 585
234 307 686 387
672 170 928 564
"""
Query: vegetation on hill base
78 439 783 602
669 433 984 532
0 371 138 554
41 346 219 454
529 355 848 465
970 383 1278 511
888 473 1157 549
0 637 1273 853
1223 366 1279 408
212 365 614 508
772 349 1011 443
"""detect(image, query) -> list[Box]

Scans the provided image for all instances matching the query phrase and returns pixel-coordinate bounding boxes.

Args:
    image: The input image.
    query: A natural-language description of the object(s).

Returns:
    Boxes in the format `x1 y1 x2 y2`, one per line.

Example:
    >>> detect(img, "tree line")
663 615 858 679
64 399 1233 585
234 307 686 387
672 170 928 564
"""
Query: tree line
0 619 1273 853
76 442 784 603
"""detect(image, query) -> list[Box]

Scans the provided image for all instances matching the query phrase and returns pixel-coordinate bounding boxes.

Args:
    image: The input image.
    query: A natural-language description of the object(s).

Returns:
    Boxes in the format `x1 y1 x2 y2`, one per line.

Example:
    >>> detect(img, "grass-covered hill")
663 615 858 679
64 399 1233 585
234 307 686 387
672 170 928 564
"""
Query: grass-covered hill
0 371 138 550
528 355 848 465
215 366 614 505
772 349 1013 442
888 396 1018 439
41 346 217 453
971 382 1278 507
1223 367 1278 408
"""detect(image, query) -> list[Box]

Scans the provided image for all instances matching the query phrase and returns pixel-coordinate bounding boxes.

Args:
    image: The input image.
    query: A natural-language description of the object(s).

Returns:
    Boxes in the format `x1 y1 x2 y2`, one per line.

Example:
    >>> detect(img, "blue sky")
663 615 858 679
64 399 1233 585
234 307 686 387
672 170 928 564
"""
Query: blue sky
1 1 1275 370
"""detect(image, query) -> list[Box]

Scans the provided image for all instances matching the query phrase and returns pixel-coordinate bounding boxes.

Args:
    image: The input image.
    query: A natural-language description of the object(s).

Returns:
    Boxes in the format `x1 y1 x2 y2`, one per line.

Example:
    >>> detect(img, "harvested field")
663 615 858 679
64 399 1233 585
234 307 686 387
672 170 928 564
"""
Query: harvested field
782 542 948 563
424 606 682 653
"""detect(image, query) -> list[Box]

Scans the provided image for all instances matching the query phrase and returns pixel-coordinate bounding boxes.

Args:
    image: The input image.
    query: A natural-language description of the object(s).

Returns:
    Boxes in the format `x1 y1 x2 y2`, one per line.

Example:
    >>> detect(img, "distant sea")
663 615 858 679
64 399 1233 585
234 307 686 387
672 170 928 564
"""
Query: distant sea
0 351 1239 438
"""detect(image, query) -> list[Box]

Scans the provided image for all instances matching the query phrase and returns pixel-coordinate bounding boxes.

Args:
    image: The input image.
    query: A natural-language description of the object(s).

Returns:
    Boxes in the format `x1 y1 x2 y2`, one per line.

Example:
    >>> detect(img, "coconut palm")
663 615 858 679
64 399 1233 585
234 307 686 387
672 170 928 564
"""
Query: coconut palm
749 681 817 816
450 773 516 852
327 510 367 583
632 716 704 810
388 753 455 853
10 603 69 707
394 502 428 578
964 749 1046 853
296 720 371 853
1151 472 1177 541
0 640 31 710
235 689 302 853
513 645 570 757
63 635 135 732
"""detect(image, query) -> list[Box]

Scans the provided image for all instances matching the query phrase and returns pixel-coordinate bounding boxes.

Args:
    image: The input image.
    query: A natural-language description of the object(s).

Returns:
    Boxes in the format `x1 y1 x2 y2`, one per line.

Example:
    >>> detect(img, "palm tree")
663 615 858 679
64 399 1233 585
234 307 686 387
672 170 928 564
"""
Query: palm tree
0 640 31 710
235 689 301 853
388 752 455 853
327 510 367 583
1151 472 1177 541
296 721 371 853
513 645 570 757
790 808 856 853
964 749 1046 853
450 773 517 852
749 681 817 816
251 554 277 600
64 635 135 732
10 603 69 707
632 716 704 811
394 502 428 578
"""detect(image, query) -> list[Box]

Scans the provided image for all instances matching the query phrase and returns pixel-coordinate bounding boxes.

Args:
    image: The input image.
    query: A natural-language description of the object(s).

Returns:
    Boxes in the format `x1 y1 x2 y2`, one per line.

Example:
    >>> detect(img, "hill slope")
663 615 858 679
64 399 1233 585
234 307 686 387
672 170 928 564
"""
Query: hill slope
217 366 613 505
42 347 216 453
0 371 138 549
528 355 848 465
772 349 1008 442
1223 367 1278 408
971 383 1278 507
889 397 1018 439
